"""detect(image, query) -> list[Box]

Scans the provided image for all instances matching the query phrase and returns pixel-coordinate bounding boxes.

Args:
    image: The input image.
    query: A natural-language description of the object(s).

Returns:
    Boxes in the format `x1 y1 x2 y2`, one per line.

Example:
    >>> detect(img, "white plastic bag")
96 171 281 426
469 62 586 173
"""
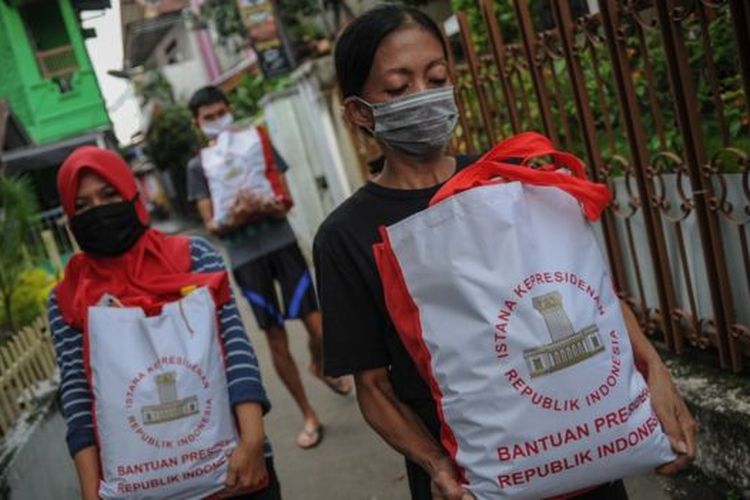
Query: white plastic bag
87 287 236 499
374 133 675 499
201 126 276 225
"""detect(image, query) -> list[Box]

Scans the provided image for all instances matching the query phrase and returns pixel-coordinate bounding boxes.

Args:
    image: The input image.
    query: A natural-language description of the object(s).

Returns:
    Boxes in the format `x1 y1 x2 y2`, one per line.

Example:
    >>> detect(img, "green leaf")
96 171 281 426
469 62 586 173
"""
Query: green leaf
729 119 742 138
145 106 199 172
0 175 39 330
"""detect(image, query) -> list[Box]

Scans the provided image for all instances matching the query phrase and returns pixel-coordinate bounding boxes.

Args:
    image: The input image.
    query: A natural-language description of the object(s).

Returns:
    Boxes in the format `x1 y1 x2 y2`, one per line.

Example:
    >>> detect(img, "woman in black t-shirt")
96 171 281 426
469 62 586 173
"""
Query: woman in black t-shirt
313 5 696 499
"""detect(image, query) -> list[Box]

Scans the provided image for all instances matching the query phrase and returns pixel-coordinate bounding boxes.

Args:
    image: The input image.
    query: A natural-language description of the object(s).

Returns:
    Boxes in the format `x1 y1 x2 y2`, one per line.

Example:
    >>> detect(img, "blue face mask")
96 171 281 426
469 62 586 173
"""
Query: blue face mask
356 86 459 161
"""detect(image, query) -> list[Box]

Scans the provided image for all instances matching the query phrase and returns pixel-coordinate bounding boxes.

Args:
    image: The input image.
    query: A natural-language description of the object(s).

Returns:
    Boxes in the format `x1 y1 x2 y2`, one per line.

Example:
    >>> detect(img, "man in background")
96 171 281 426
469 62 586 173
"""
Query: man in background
187 86 351 449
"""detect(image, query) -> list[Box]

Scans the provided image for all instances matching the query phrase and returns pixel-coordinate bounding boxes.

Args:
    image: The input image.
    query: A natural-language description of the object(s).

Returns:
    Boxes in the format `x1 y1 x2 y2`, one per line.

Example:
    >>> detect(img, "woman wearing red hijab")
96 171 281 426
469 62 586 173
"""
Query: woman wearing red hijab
50 146 280 499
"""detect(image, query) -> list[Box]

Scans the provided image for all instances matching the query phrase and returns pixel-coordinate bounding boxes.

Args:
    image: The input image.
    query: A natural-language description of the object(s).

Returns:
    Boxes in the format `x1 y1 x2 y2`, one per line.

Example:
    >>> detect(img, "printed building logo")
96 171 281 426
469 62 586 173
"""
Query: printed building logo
523 291 605 378
222 153 243 181
141 371 199 425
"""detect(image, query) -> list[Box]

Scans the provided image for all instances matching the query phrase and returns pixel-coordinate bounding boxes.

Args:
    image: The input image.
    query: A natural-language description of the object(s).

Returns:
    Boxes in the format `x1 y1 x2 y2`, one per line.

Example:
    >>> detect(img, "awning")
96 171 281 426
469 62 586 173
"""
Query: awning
71 0 111 10
0 128 116 175
124 12 182 69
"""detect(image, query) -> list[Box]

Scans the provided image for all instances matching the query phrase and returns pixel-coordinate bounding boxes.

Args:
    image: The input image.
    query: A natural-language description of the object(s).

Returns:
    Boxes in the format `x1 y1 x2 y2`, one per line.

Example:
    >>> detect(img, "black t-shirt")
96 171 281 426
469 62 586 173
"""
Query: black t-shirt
313 155 479 435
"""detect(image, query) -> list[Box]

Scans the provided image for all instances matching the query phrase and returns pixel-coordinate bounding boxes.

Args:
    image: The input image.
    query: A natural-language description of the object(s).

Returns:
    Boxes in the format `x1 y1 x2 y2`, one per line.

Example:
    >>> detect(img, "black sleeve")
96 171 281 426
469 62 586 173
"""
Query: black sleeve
186 156 210 202
313 227 390 376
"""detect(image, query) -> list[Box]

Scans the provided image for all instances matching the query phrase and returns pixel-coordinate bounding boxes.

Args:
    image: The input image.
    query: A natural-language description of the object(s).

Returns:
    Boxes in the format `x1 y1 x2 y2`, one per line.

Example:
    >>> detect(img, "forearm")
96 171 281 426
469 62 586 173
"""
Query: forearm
218 301 270 412
355 370 448 474
619 303 697 471
196 198 222 234
195 198 234 235
73 446 100 500
49 296 98 459
620 299 665 376
234 402 265 448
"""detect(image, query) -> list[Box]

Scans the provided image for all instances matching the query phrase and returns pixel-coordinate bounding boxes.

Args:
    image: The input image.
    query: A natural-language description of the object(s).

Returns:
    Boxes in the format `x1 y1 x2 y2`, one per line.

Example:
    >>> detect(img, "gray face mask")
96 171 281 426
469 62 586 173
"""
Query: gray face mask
356 86 459 161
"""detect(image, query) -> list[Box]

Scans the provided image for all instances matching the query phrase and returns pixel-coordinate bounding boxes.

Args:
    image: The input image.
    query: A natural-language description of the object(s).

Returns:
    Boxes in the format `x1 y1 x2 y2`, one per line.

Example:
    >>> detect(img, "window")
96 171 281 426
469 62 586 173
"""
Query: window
19 1 79 92
164 39 179 65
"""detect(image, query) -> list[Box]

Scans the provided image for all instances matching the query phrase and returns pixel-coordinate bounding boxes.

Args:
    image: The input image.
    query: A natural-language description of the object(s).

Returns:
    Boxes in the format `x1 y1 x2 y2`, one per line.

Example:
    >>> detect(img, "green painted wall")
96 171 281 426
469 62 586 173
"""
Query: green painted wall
0 0 110 144
0 5 31 124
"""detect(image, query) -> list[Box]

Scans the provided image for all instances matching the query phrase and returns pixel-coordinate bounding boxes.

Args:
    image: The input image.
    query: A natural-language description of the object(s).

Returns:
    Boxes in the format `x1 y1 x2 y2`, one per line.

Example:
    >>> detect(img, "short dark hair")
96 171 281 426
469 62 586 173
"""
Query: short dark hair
188 85 229 117
334 5 448 99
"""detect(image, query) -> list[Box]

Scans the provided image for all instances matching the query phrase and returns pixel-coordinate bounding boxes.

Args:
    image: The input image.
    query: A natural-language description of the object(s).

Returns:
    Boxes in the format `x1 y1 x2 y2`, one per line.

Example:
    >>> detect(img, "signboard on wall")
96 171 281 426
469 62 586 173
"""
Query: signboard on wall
236 0 293 78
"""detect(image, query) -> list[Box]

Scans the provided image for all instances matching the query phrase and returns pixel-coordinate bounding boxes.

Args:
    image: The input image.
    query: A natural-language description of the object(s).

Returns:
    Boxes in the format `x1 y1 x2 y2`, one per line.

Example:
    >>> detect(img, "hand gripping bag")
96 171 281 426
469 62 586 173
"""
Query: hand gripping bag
201 125 292 225
373 132 675 499
86 287 237 499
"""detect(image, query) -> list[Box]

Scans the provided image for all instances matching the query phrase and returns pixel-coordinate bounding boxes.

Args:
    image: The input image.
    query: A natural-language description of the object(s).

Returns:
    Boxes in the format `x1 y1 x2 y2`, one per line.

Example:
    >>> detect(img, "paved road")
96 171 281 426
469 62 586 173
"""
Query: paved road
239 308 411 499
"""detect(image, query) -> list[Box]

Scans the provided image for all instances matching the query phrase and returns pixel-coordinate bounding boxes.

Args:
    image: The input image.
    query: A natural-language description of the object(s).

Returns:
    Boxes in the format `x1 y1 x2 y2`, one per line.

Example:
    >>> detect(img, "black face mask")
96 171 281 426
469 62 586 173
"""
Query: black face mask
70 199 147 257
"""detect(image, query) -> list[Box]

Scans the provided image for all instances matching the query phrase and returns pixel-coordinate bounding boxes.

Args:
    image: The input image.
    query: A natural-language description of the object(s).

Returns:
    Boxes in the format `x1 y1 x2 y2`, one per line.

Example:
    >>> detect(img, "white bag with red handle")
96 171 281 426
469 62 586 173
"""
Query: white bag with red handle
201 126 291 225
86 287 237 499
373 132 675 499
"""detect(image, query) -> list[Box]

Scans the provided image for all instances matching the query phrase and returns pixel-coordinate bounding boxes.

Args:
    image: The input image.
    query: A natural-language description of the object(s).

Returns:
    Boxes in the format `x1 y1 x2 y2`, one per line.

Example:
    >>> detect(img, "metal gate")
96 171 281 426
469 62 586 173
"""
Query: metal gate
448 0 750 372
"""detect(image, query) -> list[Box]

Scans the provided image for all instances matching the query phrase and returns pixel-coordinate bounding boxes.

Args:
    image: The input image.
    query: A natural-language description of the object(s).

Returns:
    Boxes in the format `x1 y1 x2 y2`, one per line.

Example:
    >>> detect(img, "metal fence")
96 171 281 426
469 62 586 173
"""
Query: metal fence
448 0 750 372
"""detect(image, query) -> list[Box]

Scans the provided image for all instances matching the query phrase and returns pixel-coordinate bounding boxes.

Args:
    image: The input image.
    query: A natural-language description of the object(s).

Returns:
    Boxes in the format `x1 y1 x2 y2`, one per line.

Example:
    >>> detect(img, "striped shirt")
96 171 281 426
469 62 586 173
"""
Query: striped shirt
48 236 272 457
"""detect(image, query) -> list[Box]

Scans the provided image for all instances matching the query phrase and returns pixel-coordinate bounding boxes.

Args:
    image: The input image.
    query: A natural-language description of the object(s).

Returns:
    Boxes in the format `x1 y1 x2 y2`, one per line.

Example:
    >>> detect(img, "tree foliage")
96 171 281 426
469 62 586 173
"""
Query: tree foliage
449 0 748 167
0 175 38 332
227 74 267 120
145 106 199 215
201 0 246 46
201 0 433 52
200 0 323 57
145 106 199 171
0 269 55 332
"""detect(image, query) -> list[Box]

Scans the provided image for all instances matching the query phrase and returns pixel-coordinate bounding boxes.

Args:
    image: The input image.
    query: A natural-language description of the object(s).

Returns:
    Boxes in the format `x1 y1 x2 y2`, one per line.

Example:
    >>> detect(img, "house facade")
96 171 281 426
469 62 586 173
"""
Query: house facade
0 0 116 209
0 0 111 145
121 0 256 111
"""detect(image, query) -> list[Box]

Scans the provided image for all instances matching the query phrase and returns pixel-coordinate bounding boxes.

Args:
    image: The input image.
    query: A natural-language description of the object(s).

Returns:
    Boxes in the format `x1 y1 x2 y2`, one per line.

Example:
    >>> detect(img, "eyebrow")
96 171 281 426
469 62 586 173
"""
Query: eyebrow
426 58 448 71
74 183 115 201
383 58 448 77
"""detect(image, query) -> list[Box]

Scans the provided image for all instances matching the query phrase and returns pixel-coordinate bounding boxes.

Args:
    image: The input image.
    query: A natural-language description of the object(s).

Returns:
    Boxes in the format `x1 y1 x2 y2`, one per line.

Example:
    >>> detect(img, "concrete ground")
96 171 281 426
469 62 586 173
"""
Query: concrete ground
238 307 412 500
234 299 673 500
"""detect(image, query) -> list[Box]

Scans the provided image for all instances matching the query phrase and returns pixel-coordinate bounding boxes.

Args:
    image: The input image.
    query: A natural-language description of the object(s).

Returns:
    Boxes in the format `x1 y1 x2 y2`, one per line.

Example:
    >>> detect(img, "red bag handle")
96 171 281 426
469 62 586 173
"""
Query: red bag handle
430 132 612 221
257 125 293 209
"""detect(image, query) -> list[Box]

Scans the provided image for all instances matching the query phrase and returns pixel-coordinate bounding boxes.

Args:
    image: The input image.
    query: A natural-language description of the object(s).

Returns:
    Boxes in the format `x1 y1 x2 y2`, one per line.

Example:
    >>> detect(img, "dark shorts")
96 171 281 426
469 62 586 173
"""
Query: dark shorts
233 243 318 331
226 458 281 499
405 459 628 500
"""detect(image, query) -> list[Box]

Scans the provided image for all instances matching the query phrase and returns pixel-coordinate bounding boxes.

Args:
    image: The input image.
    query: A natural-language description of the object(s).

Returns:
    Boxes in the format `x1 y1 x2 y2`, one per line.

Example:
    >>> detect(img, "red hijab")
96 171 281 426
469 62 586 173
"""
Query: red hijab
55 146 230 330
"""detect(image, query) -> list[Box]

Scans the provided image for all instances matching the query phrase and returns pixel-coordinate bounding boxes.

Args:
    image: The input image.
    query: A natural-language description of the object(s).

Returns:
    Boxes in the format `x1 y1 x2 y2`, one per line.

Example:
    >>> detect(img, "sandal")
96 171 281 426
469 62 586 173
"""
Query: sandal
296 424 324 449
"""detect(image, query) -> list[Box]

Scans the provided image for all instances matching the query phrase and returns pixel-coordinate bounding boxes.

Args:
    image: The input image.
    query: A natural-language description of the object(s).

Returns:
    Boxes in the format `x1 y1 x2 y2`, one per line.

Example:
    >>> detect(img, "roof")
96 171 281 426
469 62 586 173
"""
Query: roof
0 128 116 175
123 12 182 69
214 54 258 93
71 0 111 10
